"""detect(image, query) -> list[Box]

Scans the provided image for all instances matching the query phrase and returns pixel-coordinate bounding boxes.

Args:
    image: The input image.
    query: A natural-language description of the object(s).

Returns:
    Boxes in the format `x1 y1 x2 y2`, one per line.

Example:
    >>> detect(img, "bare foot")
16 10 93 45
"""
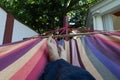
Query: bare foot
47 37 67 61
58 45 67 61
47 37 60 61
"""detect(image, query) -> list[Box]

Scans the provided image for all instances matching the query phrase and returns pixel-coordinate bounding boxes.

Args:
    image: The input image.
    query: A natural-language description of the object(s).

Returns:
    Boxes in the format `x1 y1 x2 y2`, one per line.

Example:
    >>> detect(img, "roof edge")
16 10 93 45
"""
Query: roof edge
89 0 113 13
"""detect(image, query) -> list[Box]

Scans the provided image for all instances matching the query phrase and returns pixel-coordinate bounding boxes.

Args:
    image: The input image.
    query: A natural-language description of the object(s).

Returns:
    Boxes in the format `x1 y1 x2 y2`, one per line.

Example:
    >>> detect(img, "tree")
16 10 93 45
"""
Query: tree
0 0 100 33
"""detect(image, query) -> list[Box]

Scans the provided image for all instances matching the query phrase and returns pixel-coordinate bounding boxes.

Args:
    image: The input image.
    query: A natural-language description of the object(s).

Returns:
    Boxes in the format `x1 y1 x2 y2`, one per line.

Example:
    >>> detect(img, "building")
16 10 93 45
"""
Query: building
87 0 120 31
0 7 39 45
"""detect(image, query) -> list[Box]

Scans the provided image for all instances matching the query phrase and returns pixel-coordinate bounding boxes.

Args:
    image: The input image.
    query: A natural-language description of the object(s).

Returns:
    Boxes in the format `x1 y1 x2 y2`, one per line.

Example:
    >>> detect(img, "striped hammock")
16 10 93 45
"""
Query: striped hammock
0 32 120 80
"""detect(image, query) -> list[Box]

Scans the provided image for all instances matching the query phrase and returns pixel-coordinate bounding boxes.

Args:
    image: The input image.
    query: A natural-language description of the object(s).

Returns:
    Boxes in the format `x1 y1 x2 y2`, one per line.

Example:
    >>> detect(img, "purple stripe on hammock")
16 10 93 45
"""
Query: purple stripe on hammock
88 35 120 66
69 39 85 68
107 32 120 36
96 35 120 56
0 39 29 47
74 39 86 69
0 39 37 59
61 40 65 49
57 40 63 45
0 38 41 71
99 32 120 36
84 37 120 79
69 40 72 64
70 39 80 67
57 40 65 49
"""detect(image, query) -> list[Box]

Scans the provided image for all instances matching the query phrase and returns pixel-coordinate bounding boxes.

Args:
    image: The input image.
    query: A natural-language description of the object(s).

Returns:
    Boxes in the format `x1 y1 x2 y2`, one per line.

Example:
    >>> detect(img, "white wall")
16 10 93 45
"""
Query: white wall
90 0 120 31
93 16 104 30
12 19 39 42
0 8 7 45
102 14 113 31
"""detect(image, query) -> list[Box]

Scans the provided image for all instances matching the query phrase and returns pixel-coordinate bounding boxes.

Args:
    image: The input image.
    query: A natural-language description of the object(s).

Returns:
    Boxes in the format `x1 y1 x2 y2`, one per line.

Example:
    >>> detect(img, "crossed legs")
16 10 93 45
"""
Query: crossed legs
47 37 67 61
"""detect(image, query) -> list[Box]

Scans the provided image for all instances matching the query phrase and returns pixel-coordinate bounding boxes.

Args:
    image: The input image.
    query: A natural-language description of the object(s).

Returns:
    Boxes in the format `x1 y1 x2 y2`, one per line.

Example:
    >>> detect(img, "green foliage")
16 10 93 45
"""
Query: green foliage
0 0 100 33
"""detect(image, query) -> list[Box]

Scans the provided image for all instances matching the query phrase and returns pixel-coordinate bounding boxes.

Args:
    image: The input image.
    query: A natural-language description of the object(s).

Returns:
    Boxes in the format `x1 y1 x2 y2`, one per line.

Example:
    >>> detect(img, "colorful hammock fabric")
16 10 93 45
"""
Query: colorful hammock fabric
58 32 120 80
0 38 49 80
0 32 120 80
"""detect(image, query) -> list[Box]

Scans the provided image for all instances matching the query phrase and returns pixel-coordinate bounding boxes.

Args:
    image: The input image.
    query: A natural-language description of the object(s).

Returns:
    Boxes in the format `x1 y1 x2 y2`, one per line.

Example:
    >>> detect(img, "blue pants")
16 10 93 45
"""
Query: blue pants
39 59 95 80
